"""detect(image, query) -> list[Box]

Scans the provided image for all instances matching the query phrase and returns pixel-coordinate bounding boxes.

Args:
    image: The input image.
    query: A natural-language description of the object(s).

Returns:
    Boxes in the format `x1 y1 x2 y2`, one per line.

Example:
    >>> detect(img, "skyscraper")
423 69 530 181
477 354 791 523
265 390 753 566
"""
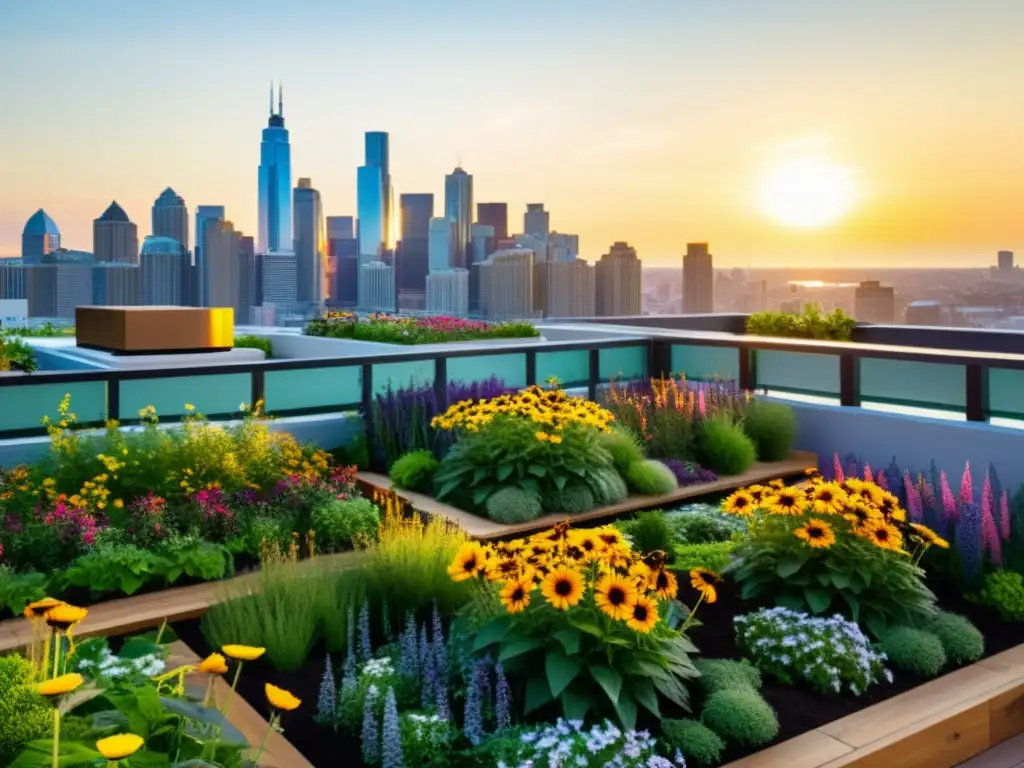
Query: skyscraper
359 261 395 312
444 167 473 268
524 203 550 240
476 203 508 242
28 249 93 320
93 201 139 264
396 194 433 302
854 280 895 324
293 178 324 304
357 165 384 265
257 83 292 254
535 259 595 318
203 219 242 309
998 250 1015 271
194 205 225 306
152 188 189 252
548 232 580 262
469 223 495 314
140 235 186 305
426 269 469 317
365 132 392 247
21 209 60 265
428 217 455 273
93 263 141 306
480 249 534 321
595 242 642 316
261 251 298 308
326 216 358 307
682 243 714 313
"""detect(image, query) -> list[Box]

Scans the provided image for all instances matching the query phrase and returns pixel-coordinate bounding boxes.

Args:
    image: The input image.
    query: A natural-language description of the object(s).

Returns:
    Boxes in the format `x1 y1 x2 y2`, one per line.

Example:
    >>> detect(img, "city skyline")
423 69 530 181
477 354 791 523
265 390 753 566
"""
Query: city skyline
1 0 1022 266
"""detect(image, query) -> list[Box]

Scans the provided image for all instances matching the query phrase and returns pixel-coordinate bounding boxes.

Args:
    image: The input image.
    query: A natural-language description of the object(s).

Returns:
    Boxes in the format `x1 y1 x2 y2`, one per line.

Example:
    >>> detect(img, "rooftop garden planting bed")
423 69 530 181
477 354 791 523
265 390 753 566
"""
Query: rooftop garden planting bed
304 312 539 345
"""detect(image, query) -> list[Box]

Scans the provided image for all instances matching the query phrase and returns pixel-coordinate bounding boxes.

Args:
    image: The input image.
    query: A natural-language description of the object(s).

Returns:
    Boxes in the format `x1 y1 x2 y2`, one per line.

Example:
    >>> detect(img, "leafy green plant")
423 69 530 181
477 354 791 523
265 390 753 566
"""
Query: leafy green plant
979 570 1024 621
674 541 736 573
746 304 856 341
621 511 675 559
158 537 233 584
541 482 596 515
0 334 37 373
389 450 439 493
59 541 164 596
695 415 756 476
310 496 381 551
586 467 629 506
0 566 47 615
879 626 947 678
485 487 543 524
693 658 762 700
0 655 50 763
742 400 796 462
700 687 779 747
662 719 725 767
666 503 748 543
625 460 678 495
333 428 371 470
598 427 646 474
233 334 273 357
921 611 984 665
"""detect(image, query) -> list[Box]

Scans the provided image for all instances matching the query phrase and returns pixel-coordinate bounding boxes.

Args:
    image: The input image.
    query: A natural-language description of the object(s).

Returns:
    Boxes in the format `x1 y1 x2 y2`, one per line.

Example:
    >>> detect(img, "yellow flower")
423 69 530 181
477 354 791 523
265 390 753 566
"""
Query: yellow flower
222 645 266 661
36 673 84 697
541 566 585 611
860 519 903 551
594 573 638 621
198 653 228 675
45 604 88 631
547 434 563 445
794 519 836 548
113 499 124 509
766 488 805 516
96 733 144 759
535 431 550 442
809 483 848 515
722 490 756 516
651 567 679 599
500 576 534 614
910 523 949 549
185 403 195 411
689 568 721 604
626 594 659 633
24 597 63 619
265 683 301 711
447 542 488 582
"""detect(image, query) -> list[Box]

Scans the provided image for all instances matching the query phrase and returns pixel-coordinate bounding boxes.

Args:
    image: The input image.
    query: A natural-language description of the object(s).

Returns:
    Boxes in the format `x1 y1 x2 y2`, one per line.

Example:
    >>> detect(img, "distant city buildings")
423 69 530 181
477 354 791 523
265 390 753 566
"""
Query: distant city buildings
357 164 385 266
998 250 1014 271
854 280 896 324
365 132 393 250
293 178 324 304
396 194 432 303
905 299 943 326
203 219 243 310
476 203 508 242
359 260 396 312
28 248 93 320
548 232 580 262
428 217 455 273
480 248 534 320
93 262 140 306
261 251 298 307
426 268 469 316
595 242 642 316
444 167 473 268
682 243 714 313
327 216 358 308
93 202 139 265
524 203 549 240
257 83 292 253
535 258 594 318
140 235 186 305
152 188 189 252
194 205 225 306
21 209 60 265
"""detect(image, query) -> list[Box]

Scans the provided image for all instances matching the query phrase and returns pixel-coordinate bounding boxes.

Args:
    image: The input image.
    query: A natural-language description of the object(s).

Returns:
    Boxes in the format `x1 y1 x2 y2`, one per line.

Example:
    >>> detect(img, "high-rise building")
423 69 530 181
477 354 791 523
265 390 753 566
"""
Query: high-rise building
93 263 141 306
357 165 384 266
476 203 508 242
28 249 93 319
152 188 189 252
548 232 579 262
359 261 395 312
998 250 1015 271
469 223 495 314
293 178 324 304
0 261 27 300
140 236 186 305
480 248 534 321
595 242 642 316
426 269 469 317
257 83 292 254
365 132 392 248
535 258 595 318
444 167 473 268
326 217 358 308
193 205 224 306
261 251 298 307
397 194 433 300
203 219 242 309
905 300 943 326
524 203 550 240
515 234 550 262
428 217 455 273
238 236 258 320
21 209 60 265
854 280 895 324
682 242 714 313
93 201 139 265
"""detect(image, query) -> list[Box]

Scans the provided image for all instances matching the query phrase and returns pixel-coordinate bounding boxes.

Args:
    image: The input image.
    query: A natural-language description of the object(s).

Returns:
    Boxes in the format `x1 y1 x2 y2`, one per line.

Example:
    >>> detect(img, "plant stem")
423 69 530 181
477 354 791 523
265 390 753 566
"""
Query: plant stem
52 631 61 680
680 594 705 634
251 711 279 765
51 708 60 768
221 661 243 717
154 618 167 645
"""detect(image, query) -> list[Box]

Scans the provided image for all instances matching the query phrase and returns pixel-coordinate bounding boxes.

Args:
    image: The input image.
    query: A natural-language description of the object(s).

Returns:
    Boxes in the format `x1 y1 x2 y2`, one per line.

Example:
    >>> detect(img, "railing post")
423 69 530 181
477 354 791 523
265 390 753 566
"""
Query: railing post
526 349 537 387
738 348 757 391
966 364 989 422
434 356 448 409
107 376 120 424
839 354 860 407
588 348 600 401
361 363 375 465
251 368 266 411
648 339 672 379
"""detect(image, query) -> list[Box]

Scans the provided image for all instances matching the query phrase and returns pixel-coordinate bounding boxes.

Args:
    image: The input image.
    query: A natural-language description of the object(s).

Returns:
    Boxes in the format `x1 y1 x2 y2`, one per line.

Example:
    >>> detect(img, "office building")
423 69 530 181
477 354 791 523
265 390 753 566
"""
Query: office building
140 236 186 305
548 232 580 262
357 165 385 265
194 205 225 305
359 260 395 312
293 178 324 304
535 258 595 318
21 209 60 265
152 188 189 252
682 242 714 313
476 203 508 242
444 167 473 268
515 233 550 262
905 300 943 326
93 201 139 265
257 83 292 253
365 132 392 249
426 269 469 317
203 219 241 309
397 194 433 300
93 263 141 306
998 250 1015 271
428 217 455 273
326 217 358 307
480 248 533 321
28 249 93 320
595 242 642 316
0 261 27 300
468 223 495 313
524 203 550 240
854 280 896 324
238 236 258 320
261 251 298 306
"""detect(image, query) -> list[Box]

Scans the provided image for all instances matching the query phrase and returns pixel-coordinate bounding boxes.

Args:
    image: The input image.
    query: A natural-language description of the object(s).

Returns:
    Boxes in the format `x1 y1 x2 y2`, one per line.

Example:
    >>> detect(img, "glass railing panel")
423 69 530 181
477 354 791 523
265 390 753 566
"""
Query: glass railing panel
265 366 361 413
989 367 1024 420
536 349 589 388
860 358 965 412
372 361 435 397
670 345 740 382
756 350 840 397
0 380 107 433
599 345 647 382
119 373 251 421
447 353 527 389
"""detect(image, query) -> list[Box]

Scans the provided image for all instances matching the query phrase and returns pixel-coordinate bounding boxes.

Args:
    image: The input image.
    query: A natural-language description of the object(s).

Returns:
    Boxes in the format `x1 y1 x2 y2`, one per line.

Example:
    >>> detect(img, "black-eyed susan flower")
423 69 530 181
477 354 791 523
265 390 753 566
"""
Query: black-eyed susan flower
844 502 881 529
447 542 487 582
486 556 525 583
767 488 806 516
500 576 534 614
861 519 903 551
809 483 847 515
794 519 836 548
96 733 144 760
265 683 301 711
44 604 88 631
628 561 652 588
650 567 679 600
222 645 266 662
910 523 949 549
595 526 625 549
768 478 785 490
24 597 64 620
541 566 584 611
626 595 659 633
595 573 637 621
689 568 721 604
722 490 755 516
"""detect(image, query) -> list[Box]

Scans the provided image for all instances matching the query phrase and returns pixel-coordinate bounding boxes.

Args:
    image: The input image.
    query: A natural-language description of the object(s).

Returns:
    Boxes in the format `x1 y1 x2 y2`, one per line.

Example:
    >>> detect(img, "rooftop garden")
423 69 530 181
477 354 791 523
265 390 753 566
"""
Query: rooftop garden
304 312 539 345
0 333 36 373
746 304 856 341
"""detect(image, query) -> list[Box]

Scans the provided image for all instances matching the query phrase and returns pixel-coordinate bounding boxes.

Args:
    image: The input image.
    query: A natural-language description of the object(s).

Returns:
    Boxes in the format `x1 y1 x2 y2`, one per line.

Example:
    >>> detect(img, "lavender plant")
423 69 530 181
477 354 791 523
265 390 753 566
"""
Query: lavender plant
494 662 512 731
420 625 436 710
397 613 419 679
315 653 337 723
463 659 485 746
359 598 373 663
735 607 890 695
381 687 404 768
361 684 380 765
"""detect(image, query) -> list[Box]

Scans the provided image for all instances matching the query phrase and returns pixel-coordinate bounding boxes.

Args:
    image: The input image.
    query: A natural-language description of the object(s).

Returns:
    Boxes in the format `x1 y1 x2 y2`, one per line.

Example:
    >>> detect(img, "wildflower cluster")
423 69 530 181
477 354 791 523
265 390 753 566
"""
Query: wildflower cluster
361 656 396 680
735 607 890 696
75 645 166 682
497 719 687 768
722 473 948 560
431 385 615 434
306 311 538 344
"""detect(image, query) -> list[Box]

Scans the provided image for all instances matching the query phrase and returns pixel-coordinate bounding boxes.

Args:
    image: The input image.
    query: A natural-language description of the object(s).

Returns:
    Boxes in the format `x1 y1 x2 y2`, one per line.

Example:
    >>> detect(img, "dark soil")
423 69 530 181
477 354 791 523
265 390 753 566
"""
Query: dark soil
174 572 1021 768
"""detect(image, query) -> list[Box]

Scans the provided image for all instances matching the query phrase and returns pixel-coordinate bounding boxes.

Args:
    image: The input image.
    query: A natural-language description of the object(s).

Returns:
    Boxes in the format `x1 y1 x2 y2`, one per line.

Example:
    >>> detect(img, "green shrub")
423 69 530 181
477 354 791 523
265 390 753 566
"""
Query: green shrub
625 460 678 495
695 416 756 476
662 719 725 767
694 658 762 699
598 427 646 474
922 611 984 666
879 626 947 678
234 334 273 357
389 450 439 493
980 570 1024 621
310 497 381 551
674 541 736 572
700 687 779 747
59 541 164 596
540 483 595 515
667 504 747 544
0 334 37 373
746 304 856 341
0 655 51 762
621 511 674 558
485 487 543 524
587 467 629 506
0 565 47 614
742 400 797 462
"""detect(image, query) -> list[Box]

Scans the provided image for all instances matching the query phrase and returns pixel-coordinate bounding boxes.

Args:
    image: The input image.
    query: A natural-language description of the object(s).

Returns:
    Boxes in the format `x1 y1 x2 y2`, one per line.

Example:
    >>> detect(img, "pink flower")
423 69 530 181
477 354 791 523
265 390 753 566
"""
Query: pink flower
959 461 973 506
981 472 1002 567
875 469 888 490
1000 490 1011 541
832 453 844 483
939 470 958 521
863 463 873 482
904 472 923 523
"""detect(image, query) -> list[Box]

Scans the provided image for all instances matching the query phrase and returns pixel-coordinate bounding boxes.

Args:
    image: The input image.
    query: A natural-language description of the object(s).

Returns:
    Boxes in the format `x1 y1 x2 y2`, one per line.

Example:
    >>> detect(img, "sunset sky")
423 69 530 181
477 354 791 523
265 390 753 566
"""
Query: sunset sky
1 0 1021 266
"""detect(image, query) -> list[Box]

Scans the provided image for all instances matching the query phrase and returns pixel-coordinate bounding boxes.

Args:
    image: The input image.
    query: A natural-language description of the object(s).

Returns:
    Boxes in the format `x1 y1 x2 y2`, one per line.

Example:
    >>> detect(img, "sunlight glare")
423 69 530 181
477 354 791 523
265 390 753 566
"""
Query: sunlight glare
761 156 856 228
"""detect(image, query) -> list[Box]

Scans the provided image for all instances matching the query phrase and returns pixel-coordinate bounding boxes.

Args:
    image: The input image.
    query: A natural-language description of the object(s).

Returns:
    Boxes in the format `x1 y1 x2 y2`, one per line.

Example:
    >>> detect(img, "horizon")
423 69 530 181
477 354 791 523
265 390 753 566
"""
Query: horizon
1 0 1021 267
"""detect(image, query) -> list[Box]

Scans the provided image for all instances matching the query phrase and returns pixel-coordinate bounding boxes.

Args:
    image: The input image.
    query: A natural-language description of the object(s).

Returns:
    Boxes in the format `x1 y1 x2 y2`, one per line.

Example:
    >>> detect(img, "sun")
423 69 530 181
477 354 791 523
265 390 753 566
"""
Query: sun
761 156 856 228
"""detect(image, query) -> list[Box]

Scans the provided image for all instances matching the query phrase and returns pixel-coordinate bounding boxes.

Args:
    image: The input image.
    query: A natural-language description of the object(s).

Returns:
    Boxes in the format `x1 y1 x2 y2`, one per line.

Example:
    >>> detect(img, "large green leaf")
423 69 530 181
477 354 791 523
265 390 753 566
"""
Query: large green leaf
776 592 806 612
590 665 623 704
527 464 547 477
473 467 490 484
9 741 102 767
545 651 584 698
652 673 691 711
473 616 513 651
841 591 861 622
567 619 604 639
524 674 553 713
776 558 805 578
552 628 581 655
498 636 544 663
612 688 638 730
804 587 833 614
560 687 591 722
830 570 852 590
120 637 164 660
631 677 661 718
497 462 515 481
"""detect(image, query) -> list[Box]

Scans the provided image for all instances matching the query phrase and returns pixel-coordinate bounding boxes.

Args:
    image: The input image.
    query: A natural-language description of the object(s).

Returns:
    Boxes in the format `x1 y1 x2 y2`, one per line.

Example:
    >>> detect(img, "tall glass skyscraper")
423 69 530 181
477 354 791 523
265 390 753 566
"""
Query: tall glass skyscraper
365 132 392 247
357 165 384 264
258 83 293 254
444 167 473 269
194 205 225 307
293 178 324 304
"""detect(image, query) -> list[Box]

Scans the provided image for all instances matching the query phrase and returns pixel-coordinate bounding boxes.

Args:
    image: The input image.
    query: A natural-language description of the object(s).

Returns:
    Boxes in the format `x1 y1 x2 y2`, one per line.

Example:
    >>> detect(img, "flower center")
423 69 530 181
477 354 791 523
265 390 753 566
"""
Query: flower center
463 557 477 572
608 587 626 605
555 580 573 596
512 587 525 602
633 605 648 621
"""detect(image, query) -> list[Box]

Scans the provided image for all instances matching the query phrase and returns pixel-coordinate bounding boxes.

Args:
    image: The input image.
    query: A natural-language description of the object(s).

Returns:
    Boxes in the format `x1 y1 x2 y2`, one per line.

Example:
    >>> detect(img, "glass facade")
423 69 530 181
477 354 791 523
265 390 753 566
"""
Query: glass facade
293 180 324 304
357 165 384 265
444 168 473 269
257 89 292 254
364 132 392 248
